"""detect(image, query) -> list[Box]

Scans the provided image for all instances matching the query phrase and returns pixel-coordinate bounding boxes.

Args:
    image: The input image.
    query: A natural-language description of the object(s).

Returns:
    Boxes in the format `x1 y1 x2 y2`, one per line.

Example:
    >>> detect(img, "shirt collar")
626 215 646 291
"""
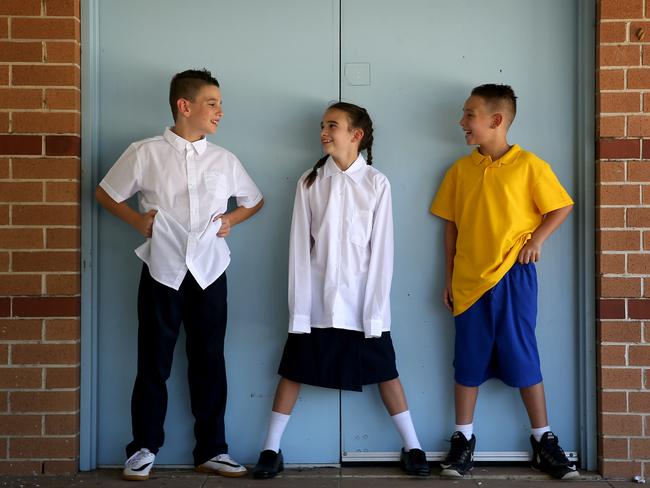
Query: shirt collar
470 144 521 167
322 154 368 183
163 127 207 156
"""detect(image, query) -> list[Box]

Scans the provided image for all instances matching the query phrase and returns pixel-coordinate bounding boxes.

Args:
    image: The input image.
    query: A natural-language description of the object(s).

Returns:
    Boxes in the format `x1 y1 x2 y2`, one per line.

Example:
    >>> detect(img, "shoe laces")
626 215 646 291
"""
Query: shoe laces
445 433 472 463
539 434 570 466
214 453 241 466
126 448 152 467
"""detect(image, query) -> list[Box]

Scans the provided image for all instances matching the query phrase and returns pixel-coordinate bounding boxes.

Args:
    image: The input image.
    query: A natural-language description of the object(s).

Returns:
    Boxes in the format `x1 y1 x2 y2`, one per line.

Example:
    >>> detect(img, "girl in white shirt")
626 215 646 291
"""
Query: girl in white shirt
253 102 429 478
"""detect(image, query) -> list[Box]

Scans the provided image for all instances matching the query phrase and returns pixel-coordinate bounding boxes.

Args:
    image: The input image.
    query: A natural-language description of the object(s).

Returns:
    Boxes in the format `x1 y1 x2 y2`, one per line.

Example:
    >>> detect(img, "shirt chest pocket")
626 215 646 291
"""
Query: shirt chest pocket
349 209 373 247
205 172 230 199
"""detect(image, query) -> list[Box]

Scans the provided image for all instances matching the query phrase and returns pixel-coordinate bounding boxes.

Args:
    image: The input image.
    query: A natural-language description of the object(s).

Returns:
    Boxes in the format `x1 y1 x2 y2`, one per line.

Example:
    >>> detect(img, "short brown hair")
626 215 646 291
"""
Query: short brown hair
471 84 517 125
169 69 219 121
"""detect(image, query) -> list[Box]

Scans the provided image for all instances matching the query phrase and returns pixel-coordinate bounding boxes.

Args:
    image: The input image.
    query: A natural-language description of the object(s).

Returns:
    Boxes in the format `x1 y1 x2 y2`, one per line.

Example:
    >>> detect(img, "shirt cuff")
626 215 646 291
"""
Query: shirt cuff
288 314 311 334
363 319 384 339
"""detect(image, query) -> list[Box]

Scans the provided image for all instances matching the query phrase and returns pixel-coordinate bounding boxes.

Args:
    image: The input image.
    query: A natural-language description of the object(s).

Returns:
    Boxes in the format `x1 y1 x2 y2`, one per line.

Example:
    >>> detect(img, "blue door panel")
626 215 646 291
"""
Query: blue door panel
96 0 341 465
340 0 579 458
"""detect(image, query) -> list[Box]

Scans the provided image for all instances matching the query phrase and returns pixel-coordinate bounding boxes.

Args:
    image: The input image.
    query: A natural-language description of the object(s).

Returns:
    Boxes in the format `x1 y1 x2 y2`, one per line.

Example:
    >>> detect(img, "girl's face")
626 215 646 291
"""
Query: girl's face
320 109 361 161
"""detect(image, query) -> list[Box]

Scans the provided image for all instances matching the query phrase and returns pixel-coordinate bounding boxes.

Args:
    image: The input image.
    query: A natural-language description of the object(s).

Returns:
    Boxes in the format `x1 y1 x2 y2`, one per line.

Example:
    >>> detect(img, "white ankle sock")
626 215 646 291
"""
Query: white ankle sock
531 426 550 442
262 411 291 453
391 410 421 451
455 423 473 441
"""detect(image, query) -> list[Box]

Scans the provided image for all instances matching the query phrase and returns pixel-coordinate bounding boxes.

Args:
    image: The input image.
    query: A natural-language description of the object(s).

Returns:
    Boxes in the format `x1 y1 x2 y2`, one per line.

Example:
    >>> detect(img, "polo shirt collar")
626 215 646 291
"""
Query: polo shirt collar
471 144 521 167
322 154 367 183
163 127 207 156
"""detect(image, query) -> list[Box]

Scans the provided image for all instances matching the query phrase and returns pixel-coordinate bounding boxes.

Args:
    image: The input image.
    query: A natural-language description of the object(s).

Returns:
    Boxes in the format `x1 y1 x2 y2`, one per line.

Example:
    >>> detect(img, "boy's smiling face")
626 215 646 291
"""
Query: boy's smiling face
459 95 495 146
185 84 223 137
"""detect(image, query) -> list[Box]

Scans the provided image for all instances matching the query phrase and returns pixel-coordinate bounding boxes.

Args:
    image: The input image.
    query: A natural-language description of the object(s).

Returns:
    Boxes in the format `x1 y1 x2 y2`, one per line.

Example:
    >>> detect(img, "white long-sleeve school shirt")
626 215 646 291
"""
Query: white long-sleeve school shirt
99 127 263 290
288 154 393 339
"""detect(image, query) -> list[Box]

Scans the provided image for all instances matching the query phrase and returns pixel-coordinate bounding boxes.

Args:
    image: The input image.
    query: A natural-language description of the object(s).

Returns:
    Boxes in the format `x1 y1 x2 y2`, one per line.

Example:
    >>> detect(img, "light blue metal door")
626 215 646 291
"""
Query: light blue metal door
339 0 581 462
94 0 341 465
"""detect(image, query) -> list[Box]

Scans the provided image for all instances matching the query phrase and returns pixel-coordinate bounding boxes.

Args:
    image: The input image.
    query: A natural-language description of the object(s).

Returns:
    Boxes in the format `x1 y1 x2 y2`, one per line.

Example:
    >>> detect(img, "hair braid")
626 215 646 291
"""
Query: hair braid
304 155 328 188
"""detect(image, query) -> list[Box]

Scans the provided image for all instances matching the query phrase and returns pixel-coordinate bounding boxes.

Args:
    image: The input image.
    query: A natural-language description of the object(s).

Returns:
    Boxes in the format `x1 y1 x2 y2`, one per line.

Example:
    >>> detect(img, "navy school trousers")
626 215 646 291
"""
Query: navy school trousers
126 264 228 466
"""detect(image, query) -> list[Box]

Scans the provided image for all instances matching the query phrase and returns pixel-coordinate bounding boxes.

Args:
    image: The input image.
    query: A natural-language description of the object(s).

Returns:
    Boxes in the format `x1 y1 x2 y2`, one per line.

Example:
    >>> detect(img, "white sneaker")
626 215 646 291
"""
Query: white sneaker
196 453 247 477
122 448 155 481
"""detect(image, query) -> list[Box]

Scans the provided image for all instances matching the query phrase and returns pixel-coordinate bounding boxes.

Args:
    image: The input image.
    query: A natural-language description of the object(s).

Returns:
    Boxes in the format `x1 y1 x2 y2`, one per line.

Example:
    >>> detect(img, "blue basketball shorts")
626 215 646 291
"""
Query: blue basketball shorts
453 262 543 388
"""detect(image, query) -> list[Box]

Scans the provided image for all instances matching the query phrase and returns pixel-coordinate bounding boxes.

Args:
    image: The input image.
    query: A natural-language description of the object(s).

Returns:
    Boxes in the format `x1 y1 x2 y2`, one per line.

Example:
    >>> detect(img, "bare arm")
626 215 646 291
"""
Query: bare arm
95 185 156 237
216 198 264 237
518 204 573 264
443 219 457 312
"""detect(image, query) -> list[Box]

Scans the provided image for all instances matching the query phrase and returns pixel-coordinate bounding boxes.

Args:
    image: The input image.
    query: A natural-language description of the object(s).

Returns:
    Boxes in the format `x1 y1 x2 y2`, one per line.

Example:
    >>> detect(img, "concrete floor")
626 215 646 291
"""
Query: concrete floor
0 466 641 488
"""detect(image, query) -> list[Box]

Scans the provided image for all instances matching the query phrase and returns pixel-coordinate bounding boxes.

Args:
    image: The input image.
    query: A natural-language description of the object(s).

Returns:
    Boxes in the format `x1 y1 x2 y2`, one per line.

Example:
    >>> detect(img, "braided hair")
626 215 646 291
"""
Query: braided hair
304 102 374 188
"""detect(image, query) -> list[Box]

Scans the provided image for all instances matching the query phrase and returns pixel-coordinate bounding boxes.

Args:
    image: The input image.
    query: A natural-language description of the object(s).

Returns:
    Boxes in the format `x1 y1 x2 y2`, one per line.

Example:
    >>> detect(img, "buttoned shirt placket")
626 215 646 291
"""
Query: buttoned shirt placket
185 143 201 268
335 173 345 310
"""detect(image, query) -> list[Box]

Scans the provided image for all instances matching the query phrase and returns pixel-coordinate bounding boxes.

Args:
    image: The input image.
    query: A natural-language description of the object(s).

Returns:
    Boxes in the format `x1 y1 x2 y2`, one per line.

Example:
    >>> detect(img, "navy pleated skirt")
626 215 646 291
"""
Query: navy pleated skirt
278 328 399 392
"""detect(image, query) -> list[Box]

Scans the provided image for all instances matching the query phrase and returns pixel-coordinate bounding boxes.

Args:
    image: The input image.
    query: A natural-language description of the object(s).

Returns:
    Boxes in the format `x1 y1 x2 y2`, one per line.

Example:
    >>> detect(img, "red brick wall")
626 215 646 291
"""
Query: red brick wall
0 0 80 475
598 0 650 479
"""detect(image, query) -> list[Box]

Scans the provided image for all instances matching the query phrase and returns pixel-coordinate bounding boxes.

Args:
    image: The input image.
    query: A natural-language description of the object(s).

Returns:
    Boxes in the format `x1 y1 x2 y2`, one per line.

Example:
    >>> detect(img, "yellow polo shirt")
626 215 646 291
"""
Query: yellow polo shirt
430 144 574 316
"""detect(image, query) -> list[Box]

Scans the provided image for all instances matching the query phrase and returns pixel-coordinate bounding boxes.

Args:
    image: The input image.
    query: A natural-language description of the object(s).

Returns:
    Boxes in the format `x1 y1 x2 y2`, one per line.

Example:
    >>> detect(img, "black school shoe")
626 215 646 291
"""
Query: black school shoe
253 449 284 479
399 447 430 476
530 432 579 480
440 431 476 478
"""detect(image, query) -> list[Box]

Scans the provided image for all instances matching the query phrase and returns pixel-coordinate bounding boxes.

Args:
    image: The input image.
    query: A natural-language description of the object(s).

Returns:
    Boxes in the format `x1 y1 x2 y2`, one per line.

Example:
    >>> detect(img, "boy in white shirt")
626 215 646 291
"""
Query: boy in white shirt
96 68 263 480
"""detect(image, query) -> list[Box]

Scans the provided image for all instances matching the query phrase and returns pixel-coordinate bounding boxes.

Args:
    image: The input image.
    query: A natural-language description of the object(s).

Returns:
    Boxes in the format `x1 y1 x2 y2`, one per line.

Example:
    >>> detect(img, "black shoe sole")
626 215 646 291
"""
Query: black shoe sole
253 464 284 479
403 468 431 477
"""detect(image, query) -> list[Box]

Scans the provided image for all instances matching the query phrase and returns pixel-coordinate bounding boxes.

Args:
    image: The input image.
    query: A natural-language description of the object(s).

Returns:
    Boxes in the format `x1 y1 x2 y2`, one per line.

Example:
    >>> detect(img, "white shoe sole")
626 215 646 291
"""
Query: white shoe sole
195 465 247 478
122 472 151 481
440 467 470 478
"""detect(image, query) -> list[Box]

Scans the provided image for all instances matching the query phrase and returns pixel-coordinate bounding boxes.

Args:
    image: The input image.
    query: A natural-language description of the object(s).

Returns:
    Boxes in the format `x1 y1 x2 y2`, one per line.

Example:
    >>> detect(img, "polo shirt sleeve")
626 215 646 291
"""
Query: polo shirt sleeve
532 163 574 215
99 143 141 203
430 164 457 222
231 156 263 208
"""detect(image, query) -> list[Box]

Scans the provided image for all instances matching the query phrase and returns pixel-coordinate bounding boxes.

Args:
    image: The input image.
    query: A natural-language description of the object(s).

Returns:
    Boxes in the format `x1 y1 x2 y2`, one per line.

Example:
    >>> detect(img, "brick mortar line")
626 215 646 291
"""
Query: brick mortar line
0 109 81 113
0 182 81 185
0 271 80 273
0 413 78 416
597 182 647 187
602 366 650 370
0 14 80 19
0 340 80 344
0 62 80 66
3 366 80 370
600 275 650 278
1 133 81 137
600 250 649 253
598 112 650 116
0 386 80 390
0 39 79 43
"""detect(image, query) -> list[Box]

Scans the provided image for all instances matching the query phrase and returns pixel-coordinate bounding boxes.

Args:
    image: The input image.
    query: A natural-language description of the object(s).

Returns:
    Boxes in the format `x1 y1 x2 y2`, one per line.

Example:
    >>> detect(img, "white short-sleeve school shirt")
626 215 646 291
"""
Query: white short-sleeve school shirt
99 127 263 290
288 155 393 339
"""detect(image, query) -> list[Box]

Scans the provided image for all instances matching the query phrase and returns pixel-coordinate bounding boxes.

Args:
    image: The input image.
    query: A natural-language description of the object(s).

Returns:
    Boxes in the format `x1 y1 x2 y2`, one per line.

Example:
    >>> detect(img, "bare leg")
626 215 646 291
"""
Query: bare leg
271 377 301 415
519 381 549 428
455 383 479 425
378 378 408 415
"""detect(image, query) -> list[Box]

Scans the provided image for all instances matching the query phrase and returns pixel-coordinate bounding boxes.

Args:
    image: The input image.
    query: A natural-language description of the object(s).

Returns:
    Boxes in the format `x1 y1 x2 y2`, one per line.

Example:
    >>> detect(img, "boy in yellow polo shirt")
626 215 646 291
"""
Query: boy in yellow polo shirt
430 84 577 480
